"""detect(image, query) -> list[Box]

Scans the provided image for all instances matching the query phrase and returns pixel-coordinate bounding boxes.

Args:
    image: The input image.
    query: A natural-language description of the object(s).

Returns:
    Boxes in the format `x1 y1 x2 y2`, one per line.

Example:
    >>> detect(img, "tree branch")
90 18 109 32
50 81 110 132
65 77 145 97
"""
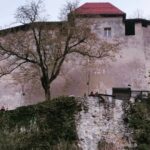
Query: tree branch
0 61 27 77
0 44 40 65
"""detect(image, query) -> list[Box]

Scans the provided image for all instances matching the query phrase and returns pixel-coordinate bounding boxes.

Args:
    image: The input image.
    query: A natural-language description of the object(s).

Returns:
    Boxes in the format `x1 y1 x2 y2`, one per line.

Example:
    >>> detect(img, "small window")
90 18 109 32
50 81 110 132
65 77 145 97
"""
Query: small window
104 27 111 37
125 21 135 35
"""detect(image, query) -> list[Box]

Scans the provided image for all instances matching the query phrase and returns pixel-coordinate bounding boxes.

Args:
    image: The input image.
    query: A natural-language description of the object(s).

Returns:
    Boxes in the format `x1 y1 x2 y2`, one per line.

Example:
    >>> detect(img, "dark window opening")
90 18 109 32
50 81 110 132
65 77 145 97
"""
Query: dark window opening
113 88 131 100
125 22 135 35
104 27 111 37
142 21 148 27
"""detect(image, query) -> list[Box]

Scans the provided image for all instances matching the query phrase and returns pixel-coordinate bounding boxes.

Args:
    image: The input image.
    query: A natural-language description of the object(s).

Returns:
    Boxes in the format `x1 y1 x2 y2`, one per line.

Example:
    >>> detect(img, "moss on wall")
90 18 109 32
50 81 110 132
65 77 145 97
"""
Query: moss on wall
0 96 81 150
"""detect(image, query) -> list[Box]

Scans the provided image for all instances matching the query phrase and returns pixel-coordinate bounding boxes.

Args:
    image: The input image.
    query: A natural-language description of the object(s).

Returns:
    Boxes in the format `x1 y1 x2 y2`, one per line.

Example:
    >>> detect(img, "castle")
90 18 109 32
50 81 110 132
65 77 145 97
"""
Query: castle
0 2 150 109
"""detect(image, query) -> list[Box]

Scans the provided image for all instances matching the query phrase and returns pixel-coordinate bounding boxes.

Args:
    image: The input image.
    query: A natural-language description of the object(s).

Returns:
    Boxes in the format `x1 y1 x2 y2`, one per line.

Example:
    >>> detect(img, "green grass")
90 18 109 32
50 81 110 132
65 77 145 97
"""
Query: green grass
0 96 81 150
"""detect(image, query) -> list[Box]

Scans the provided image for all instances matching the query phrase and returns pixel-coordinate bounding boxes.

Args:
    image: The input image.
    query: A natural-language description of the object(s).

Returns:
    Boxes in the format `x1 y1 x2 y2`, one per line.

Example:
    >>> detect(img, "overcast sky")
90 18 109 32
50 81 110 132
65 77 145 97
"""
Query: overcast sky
0 0 149 29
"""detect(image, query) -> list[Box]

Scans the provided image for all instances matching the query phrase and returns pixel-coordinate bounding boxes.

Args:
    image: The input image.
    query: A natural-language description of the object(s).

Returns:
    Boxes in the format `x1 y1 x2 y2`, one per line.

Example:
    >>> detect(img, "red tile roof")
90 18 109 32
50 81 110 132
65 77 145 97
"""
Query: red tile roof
75 3 125 15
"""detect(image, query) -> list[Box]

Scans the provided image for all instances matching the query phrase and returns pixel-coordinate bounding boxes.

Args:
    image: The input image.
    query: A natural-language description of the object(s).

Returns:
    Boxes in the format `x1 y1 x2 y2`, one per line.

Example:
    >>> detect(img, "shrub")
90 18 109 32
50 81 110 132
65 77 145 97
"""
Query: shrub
0 96 81 150
126 98 150 149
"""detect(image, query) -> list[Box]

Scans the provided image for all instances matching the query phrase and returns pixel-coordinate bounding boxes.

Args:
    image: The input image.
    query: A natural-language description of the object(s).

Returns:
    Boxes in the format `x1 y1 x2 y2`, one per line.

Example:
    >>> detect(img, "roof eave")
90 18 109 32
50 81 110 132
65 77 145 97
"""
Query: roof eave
75 13 126 18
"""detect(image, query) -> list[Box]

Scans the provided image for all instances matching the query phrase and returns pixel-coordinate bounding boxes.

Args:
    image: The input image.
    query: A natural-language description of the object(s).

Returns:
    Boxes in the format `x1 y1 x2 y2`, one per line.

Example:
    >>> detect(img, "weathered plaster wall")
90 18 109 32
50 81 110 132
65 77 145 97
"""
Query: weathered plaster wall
51 17 149 97
87 17 125 38
0 16 150 109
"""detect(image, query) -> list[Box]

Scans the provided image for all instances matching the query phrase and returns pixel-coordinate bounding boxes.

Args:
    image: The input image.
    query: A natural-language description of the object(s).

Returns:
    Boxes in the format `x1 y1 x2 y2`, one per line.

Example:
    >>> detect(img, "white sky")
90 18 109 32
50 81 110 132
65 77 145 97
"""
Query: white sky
0 0 150 29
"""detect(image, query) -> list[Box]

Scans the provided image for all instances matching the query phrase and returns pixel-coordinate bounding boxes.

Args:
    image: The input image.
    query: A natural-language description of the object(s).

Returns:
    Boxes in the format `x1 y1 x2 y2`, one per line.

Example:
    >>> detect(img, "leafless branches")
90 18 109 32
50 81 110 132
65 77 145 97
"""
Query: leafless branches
0 0 119 100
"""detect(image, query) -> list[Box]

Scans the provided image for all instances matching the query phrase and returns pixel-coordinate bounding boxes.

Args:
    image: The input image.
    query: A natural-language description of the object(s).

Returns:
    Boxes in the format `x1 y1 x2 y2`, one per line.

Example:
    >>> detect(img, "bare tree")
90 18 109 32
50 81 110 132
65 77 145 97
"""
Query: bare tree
130 9 144 19
0 0 119 101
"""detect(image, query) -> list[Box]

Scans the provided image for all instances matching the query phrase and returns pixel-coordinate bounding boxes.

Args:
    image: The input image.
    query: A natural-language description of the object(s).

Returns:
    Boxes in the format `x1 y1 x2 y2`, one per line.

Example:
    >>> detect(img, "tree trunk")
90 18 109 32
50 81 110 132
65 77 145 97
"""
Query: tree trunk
41 76 51 101
44 86 51 101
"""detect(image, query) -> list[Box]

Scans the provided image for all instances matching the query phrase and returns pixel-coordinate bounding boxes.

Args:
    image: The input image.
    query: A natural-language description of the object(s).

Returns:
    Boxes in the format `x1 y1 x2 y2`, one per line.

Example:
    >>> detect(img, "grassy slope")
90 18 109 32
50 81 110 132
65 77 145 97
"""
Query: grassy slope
0 96 81 150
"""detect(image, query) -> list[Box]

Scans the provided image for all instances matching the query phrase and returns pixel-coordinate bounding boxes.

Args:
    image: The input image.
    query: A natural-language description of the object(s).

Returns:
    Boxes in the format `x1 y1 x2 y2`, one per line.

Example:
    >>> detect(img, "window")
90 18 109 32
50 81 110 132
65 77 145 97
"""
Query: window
125 21 135 35
104 27 111 37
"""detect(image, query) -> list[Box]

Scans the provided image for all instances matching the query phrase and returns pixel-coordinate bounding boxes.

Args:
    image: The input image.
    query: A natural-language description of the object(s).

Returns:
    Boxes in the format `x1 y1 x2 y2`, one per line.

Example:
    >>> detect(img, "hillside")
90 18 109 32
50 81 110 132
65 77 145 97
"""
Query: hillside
0 96 150 150
0 97 80 150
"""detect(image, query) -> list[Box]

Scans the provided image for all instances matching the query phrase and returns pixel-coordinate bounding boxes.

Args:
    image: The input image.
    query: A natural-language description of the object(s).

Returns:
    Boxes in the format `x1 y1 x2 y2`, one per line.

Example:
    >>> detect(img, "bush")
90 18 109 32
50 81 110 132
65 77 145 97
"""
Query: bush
126 98 150 149
0 96 81 150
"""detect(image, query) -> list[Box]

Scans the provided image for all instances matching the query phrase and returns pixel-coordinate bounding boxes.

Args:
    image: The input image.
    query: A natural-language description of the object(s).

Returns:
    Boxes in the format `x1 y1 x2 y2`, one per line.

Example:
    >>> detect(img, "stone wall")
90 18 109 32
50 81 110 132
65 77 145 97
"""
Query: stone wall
76 96 133 150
